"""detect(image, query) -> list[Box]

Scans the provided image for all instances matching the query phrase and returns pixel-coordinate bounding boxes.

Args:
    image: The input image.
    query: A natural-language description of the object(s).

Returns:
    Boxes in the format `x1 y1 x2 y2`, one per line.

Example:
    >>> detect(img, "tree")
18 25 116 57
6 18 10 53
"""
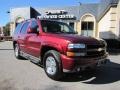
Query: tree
3 22 10 36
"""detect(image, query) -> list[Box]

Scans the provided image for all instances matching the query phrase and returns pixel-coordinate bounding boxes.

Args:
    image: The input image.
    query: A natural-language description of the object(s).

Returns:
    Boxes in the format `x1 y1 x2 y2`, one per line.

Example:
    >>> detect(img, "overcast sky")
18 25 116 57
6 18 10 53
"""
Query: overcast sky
0 0 100 26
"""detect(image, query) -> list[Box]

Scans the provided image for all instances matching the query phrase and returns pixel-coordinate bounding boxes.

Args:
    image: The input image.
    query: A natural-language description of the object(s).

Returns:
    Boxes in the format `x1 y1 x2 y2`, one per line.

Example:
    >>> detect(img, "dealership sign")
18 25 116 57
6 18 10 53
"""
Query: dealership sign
37 10 76 19
37 14 75 19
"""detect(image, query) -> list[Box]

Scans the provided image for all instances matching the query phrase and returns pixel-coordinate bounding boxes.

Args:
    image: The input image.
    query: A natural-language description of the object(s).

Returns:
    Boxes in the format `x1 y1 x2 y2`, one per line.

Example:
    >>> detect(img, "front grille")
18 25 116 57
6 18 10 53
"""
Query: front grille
86 50 105 57
67 43 106 58
87 44 105 49
85 44 106 58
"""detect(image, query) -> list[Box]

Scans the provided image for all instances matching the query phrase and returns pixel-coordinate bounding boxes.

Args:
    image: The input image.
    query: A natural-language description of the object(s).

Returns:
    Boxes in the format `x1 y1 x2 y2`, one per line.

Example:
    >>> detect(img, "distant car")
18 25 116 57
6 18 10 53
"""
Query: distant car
12 18 108 80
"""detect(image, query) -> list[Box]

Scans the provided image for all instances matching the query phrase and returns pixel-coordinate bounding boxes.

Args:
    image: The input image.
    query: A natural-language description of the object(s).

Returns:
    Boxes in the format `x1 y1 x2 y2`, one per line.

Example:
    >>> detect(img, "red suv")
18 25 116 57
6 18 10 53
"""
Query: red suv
13 19 108 80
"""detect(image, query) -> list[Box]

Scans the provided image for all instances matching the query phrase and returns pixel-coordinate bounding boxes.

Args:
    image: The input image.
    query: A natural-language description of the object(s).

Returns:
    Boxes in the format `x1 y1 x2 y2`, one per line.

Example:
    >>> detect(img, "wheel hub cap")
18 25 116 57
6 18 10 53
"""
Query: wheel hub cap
46 56 57 75
15 46 19 57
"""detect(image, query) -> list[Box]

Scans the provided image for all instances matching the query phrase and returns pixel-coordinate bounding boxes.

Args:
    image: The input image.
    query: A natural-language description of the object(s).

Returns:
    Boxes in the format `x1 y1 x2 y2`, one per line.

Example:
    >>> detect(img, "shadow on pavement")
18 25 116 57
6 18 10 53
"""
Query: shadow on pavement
60 60 120 84
108 49 120 55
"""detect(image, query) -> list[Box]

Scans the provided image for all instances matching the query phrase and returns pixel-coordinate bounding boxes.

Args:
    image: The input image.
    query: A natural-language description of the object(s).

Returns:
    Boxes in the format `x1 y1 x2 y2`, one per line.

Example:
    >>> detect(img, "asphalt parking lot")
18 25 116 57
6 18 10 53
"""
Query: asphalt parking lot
0 41 120 90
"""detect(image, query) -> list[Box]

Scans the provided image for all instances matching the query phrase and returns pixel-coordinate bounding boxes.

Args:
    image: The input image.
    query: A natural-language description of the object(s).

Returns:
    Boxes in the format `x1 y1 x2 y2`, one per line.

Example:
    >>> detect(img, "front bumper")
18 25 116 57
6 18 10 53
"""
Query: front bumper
61 53 108 72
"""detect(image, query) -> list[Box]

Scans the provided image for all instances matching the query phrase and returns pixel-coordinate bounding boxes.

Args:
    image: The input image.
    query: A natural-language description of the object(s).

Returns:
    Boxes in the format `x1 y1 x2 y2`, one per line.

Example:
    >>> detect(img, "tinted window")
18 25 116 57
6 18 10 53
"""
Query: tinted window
28 20 39 33
41 20 75 34
31 20 38 30
21 22 29 34
14 23 23 34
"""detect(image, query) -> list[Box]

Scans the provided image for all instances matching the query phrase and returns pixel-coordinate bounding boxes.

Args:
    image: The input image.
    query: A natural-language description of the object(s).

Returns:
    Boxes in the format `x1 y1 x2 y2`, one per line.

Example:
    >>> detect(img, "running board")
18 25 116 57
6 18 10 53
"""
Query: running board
20 51 41 64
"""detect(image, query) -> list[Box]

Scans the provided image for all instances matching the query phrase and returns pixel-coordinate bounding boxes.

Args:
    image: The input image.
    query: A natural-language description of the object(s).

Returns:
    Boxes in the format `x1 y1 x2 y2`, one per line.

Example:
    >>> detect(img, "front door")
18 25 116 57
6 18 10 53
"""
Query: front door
25 20 41 58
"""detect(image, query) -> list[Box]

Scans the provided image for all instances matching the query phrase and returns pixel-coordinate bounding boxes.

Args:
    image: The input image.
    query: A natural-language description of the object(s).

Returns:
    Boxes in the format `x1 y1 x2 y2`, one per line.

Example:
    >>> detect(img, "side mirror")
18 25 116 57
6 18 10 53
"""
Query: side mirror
27 26 39 34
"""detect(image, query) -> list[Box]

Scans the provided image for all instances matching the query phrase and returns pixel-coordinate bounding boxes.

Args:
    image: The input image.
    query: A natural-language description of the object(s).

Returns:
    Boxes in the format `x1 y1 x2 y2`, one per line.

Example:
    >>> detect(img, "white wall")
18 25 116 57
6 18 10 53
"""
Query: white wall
98 9 111 39
116 1 120 38
98 7 117 39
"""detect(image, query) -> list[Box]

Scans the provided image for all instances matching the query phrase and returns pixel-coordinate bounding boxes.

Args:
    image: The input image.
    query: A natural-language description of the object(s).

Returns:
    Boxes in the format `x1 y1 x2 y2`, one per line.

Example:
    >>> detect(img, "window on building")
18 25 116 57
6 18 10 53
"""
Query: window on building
69 22 74 29
81 22 94 30
81 21 94 36
21 22 29 34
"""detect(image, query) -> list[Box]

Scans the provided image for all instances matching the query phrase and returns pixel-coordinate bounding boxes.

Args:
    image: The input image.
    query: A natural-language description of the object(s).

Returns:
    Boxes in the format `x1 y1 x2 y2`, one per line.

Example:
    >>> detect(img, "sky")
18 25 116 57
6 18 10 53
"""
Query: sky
0 0 100 26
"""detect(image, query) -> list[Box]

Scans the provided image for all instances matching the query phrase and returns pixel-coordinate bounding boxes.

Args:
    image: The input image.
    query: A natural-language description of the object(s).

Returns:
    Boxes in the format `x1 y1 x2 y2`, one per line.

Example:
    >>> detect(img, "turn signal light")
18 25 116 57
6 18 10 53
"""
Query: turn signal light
67 52 86 57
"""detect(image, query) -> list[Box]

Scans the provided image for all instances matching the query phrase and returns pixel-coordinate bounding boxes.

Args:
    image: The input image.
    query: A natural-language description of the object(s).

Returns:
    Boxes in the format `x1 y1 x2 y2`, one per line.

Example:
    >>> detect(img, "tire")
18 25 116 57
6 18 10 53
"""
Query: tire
14 43 23 59
43 50 63 80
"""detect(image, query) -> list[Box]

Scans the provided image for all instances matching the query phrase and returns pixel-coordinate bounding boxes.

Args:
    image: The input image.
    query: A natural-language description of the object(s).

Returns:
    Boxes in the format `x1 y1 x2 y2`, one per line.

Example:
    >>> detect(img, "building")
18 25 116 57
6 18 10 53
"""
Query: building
0 26 4 37
10 0 120 40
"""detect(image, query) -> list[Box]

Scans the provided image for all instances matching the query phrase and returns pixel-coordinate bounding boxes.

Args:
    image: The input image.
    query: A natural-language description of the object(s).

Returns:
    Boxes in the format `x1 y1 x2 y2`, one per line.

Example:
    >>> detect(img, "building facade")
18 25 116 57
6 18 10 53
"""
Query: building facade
10 0 120 40
0 27 4 37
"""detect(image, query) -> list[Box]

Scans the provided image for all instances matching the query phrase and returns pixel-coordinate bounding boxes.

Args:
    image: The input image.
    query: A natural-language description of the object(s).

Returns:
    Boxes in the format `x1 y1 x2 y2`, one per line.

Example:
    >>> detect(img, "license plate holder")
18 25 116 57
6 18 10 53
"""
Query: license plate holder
97 58 105 66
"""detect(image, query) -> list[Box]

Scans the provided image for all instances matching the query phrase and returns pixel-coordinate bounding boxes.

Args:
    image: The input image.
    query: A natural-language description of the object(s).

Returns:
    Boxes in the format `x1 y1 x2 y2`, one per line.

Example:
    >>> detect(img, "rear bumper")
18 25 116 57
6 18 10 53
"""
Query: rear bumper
61 53 108 72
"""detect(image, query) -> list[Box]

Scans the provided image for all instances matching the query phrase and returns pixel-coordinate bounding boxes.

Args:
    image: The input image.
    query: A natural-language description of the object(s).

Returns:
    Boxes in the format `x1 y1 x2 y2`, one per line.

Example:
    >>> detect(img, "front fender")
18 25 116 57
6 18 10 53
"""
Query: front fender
41 42 64 54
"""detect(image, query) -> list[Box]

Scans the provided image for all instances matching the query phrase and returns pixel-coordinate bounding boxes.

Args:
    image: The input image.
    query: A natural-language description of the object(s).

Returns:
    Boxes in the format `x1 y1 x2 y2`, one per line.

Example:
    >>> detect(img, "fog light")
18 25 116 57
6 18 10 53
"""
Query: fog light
67 52 86 56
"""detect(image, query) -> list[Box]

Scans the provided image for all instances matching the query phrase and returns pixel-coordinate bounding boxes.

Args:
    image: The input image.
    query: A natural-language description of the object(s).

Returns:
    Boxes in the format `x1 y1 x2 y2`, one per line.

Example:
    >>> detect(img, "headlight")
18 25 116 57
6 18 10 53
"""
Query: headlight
100 40 107 47
68 44 86 49
96 38 107 47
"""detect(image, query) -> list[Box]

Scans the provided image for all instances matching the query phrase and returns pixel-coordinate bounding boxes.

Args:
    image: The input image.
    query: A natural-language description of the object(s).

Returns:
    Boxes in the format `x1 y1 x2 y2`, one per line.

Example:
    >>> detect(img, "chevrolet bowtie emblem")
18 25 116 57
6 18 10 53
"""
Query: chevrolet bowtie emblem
98 48 102 51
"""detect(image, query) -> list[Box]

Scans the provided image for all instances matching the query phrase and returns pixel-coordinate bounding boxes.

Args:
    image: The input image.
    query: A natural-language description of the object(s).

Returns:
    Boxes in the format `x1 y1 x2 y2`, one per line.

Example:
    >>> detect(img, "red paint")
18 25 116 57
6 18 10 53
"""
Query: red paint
13 19 108 72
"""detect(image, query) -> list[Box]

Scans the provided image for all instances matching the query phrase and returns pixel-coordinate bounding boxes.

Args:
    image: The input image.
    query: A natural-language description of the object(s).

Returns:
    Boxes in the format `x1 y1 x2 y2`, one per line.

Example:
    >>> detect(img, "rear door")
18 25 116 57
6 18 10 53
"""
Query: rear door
18 21 30 53
13 23 23 41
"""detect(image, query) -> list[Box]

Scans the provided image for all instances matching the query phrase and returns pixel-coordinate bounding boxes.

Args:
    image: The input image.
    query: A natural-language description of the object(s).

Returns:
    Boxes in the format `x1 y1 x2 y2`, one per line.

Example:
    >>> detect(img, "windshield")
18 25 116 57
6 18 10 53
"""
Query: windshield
41 20 76 34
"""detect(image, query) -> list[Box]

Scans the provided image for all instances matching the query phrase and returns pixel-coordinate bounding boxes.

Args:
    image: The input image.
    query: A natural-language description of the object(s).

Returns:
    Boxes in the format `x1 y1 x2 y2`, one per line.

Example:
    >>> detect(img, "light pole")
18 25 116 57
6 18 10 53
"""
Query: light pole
78 2 82 15
76 1 82 35
76 0 82 15
6 11 11 36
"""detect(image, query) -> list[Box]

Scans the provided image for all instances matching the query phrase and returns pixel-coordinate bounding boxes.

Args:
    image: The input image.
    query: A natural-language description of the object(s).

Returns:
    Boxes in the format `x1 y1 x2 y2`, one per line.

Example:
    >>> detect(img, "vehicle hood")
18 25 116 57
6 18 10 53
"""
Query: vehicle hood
45 33 102 44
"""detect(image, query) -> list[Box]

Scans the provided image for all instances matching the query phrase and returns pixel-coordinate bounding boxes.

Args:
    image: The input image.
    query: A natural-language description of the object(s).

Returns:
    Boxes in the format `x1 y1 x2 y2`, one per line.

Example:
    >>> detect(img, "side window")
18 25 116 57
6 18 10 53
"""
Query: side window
14 23 23 34
21 22 29 34
30 20 39 32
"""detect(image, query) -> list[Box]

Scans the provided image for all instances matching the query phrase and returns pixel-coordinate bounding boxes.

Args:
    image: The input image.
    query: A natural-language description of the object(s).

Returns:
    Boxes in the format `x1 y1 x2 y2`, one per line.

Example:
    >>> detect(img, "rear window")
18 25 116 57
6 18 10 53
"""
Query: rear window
14 23 23 34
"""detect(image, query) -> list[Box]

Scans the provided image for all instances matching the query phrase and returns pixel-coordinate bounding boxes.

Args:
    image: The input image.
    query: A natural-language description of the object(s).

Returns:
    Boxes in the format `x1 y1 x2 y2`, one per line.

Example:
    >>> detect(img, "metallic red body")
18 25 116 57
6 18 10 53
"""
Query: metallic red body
13 19 108 72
